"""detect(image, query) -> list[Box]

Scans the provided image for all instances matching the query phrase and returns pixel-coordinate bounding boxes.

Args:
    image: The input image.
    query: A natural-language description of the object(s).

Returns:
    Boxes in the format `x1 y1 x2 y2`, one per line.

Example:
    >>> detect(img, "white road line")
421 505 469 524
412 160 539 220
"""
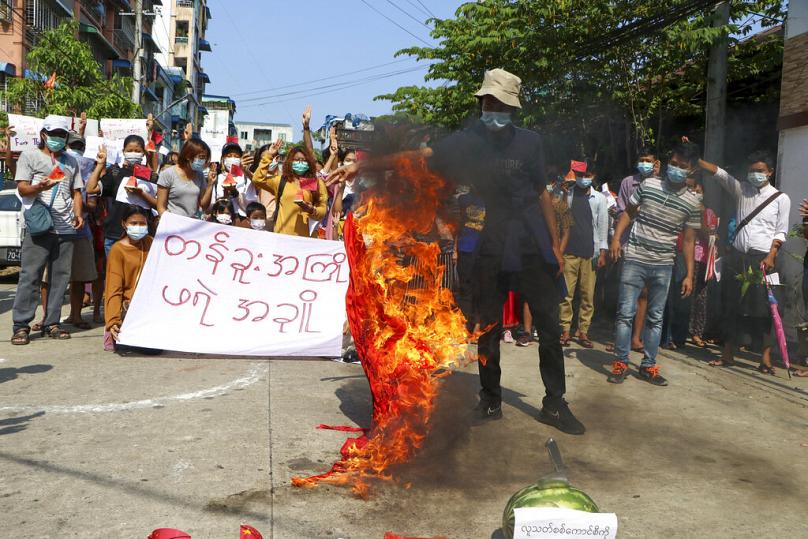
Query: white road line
0 364 268 414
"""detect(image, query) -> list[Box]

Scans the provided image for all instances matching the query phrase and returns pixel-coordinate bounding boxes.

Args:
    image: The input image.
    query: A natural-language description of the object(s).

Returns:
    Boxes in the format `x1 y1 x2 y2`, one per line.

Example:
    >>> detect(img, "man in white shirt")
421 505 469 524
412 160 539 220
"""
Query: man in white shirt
697 150 790 373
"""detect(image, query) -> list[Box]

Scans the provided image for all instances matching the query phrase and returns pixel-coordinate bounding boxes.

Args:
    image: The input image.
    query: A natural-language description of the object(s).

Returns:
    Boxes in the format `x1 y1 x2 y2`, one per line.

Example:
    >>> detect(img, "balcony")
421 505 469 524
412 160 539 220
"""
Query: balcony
177 0 193 7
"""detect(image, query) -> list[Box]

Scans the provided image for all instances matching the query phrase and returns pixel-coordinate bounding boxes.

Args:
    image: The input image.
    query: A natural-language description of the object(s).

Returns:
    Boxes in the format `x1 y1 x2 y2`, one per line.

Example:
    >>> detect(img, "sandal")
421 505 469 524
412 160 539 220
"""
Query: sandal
576 332 594 349
709 359 735 367
42 325 71 340
631 345 645 353
31 322 43 332
757 364 775 376
692 336 706 348
11 329 30 345
560 332 572 347
605 343 615 353
790 368 808 378
65 319 91 330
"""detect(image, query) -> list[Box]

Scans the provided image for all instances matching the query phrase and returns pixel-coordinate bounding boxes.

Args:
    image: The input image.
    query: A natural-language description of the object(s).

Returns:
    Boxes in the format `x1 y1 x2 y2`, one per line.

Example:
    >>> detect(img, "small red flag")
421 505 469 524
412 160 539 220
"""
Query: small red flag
44 72 57 89
133 164 152 180
151 130 164 146
240 525 263 539
230 163 244 177
226 135 239 144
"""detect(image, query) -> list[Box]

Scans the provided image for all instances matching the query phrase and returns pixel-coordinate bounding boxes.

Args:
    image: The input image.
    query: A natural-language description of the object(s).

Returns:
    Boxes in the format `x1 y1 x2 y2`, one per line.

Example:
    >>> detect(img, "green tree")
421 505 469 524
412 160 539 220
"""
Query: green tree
1 21 140 119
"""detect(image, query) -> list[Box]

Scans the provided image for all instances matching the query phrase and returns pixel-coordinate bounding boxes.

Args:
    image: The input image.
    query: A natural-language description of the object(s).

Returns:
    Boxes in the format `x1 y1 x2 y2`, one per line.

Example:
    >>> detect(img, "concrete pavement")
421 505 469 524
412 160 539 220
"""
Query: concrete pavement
0 272 807 538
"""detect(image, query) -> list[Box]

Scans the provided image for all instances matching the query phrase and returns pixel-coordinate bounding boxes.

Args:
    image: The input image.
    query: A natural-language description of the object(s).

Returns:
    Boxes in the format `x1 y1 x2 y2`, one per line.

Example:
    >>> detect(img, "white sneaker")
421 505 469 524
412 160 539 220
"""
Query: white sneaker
502 329 514 343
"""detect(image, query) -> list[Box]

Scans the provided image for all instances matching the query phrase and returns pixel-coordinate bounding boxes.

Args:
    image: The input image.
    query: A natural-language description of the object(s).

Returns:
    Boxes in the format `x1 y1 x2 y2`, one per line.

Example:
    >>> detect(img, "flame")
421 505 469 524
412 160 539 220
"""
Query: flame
292 155 474 497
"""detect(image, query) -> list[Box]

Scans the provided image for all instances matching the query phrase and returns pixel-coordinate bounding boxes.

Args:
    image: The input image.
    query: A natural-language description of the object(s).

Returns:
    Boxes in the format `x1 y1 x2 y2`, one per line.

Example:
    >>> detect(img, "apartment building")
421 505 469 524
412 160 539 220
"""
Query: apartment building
235 121 294 152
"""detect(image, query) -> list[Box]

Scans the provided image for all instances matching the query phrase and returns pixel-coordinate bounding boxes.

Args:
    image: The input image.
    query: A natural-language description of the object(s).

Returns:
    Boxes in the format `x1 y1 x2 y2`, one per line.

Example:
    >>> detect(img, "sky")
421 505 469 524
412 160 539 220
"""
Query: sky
201 0 464 140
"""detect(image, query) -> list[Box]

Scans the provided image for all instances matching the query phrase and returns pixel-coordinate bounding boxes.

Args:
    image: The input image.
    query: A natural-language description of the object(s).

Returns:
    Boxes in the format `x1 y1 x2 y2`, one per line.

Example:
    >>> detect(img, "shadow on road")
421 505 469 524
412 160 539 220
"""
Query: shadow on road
0 411 45 436
0 364 53 384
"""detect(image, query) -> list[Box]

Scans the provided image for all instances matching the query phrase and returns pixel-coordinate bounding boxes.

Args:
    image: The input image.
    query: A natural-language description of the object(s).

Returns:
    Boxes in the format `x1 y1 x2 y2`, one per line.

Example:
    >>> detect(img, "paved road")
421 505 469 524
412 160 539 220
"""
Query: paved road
0 273 807 538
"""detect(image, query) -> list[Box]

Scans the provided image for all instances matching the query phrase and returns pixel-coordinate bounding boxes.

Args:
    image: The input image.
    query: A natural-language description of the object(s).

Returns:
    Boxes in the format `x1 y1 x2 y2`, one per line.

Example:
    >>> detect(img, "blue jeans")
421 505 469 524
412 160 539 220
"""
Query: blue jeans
104 237 117 258
614 260 673 367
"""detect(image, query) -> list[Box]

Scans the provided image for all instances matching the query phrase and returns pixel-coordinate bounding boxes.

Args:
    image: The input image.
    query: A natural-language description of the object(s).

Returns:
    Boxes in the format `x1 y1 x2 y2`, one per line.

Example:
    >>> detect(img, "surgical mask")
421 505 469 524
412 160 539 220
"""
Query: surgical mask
576 177 593 189
46 135 66 152
250 218 266 230
747 172 768 187
66 148 82 160
191 158 206 172
480 111 512 131
215 213 232 225
223 157 241 172
126 224 148 241
291 161 310 175
666 165 688 184
124 152 144 165
343 159 356 167
637 162 654 176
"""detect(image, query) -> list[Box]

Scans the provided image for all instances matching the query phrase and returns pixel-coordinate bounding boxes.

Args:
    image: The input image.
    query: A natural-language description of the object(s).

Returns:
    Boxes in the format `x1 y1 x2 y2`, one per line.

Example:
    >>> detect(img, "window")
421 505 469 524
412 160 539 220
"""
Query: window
278 132 287 141
240 131 248 140
175 20 189 43
25 0 66 44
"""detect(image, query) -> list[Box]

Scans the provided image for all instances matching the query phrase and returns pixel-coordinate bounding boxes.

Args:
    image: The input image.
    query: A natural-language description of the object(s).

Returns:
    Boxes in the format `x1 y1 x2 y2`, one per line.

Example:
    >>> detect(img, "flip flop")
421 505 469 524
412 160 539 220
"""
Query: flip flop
757 364 776 376
790 368 808 377
709 359 735 367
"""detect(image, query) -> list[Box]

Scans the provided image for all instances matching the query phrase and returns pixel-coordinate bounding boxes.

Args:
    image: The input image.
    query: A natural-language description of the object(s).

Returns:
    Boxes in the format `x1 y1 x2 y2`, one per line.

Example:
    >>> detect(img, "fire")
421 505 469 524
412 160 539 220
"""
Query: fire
292 154 474 497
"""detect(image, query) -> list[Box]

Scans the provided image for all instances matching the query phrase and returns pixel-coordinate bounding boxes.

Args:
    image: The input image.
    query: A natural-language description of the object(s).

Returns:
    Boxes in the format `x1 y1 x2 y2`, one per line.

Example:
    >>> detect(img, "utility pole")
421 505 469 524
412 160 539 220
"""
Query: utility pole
131 0 143 105
703 1 730 212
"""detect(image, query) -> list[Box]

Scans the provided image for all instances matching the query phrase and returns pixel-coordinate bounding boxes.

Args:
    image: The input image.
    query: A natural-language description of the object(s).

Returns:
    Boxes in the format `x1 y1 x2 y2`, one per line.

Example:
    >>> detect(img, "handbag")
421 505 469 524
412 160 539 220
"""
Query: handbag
23 182 60 237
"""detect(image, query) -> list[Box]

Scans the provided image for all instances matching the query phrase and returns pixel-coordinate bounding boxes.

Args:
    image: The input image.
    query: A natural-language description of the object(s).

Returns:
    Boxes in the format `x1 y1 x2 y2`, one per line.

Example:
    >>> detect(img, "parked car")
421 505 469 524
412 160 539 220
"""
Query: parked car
0 188 23 267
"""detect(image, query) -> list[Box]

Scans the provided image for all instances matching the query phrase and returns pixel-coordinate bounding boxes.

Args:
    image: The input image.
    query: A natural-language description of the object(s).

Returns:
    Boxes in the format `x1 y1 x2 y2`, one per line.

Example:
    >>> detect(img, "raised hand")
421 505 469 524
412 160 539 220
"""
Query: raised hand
182 122 193 142
96 144 107 166
78 112 87 137
325 161 359 187
302 105 312 128
267 139 283 159
146 113 154 134
800 198 808 217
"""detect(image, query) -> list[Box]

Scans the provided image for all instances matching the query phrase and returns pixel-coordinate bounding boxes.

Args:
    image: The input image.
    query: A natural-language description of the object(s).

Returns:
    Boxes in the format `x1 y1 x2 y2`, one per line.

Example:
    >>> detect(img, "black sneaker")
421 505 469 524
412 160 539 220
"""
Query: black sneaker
607 361 630 384
538 400 585 435
515 330 533 347
638 365 668 386
474 400 503 420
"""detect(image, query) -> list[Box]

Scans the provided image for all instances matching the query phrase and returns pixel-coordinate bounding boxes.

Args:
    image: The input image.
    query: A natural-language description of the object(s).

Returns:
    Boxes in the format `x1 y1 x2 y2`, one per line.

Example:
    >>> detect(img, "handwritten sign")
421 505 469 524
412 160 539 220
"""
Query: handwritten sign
514 508 617 539
7 114 99 151
83 135 120 165
119 213 350 357
100 118 148 155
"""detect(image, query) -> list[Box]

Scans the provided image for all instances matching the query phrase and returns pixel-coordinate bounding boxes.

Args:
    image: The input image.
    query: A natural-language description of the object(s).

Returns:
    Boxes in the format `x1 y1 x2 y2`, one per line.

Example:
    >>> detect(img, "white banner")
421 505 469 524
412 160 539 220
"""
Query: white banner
119 213 350 357
7 113 99 151
514 508 617 539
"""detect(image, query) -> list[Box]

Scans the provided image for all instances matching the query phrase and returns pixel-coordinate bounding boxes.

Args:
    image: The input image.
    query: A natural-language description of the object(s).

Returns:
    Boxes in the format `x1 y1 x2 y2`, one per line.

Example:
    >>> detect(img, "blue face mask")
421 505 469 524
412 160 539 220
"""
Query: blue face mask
576 177 592 189
46 136 67 152
666 165 688 184
637 161 654 176
747 172 768 187
126 224 148 241
480 111 512 131
191 158 206 172
291 161 310 175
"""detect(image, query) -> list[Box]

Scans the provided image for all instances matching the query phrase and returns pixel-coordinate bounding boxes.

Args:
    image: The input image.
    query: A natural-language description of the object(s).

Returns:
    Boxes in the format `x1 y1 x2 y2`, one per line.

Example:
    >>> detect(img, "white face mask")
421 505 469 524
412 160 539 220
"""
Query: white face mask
223 157 241 172
215 214 232 225
480 110 512 131
123 152 144 165
250 218 266 230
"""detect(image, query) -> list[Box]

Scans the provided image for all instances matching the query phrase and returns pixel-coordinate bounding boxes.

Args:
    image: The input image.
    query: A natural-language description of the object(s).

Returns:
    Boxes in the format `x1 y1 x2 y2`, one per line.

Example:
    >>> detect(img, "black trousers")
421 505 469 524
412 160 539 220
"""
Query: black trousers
721 249 777 348
455 251 480 331
476 254 566 405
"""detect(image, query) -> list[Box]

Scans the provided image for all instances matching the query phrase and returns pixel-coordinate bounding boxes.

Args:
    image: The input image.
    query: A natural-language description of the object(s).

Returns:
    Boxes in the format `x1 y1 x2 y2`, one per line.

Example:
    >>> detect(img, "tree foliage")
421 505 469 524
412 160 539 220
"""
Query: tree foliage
377 0 785 172
1 21 141 119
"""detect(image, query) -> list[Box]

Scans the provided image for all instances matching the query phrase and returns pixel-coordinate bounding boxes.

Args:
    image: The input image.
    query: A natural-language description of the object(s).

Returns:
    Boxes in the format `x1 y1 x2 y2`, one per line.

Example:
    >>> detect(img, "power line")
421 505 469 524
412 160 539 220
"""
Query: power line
402 0 431 19
238 65 430 109
237 65 428 104
384 0 431 29
414 0 437 19
229 58 415 98
358 0 432 46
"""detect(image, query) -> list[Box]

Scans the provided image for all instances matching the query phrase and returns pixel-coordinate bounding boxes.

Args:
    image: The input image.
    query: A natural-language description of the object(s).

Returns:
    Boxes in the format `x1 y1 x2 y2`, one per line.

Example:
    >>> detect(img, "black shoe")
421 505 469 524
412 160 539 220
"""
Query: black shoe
515 331 533 347
474 400 503 420
607 361 630 384
538 400 585 435
638 365 668 386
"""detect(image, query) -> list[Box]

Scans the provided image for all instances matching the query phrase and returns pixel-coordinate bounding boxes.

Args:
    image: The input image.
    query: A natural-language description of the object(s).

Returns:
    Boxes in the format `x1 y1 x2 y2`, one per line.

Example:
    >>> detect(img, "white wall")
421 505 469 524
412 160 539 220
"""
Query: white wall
786 0 808 38
153 2 173 67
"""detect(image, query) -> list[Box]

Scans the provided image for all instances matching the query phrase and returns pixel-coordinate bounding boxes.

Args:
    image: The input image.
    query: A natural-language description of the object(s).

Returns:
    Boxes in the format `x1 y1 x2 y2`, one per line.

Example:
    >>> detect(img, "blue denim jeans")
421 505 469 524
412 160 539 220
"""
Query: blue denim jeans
104 237 117 258
614 260 673 367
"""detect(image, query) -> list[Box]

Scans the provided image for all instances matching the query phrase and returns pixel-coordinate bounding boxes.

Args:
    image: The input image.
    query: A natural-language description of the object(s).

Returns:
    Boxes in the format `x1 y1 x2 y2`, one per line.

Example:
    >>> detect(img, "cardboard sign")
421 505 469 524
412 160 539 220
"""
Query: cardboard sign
514 508 617 539
114 176 158 211
83 135 120 165
118 213 350 357
7 114 100 151
100 118 148 155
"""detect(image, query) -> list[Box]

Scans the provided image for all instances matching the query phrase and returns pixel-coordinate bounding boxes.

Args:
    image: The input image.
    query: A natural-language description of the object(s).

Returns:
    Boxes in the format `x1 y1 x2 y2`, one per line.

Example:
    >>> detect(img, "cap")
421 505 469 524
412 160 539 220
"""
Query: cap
67 131 85 148
42 115 71 133
474 68 522 109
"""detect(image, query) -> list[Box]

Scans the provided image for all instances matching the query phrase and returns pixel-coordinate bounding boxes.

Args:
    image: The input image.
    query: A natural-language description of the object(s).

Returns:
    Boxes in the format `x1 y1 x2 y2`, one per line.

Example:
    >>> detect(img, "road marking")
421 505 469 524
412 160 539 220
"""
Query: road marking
0 364 268 414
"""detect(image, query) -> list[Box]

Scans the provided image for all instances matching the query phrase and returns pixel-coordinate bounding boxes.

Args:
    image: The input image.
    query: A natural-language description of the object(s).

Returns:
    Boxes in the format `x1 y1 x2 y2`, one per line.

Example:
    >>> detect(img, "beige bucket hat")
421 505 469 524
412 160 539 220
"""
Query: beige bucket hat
474 68 522 109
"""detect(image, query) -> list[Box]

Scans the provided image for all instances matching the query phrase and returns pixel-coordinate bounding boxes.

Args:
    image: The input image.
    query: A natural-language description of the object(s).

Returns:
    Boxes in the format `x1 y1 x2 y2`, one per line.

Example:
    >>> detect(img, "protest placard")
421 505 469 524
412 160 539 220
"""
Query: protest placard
114 176 158 211
100 118 148 154
119 213 350 357
200 109 229 161
7 114 101 151
514 508 618 539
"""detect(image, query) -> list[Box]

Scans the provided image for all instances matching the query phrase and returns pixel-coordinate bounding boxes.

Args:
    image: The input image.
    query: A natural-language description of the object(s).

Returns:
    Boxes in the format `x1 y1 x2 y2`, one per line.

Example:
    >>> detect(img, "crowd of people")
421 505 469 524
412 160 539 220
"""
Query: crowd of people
5 66 807 438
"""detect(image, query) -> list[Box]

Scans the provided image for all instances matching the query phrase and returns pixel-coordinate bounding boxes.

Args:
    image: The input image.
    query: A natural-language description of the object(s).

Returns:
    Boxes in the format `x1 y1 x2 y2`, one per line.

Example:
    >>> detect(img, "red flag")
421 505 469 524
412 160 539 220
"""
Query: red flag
226 135 239 144
230 163 244 177
134 164 152 180
146 139 157 153
239 525 263 539
44 72 57 89
151 130 164 146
